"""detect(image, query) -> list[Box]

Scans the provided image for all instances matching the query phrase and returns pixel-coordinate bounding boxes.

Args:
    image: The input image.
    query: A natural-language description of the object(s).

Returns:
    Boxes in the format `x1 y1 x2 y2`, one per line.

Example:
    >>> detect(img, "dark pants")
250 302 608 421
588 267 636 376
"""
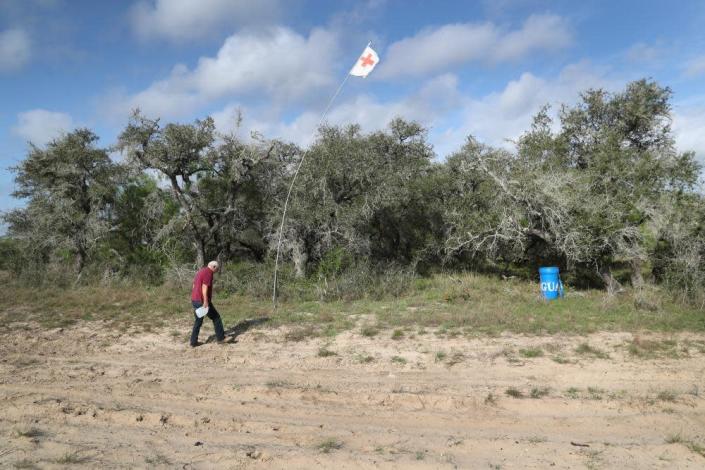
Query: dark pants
190 301 225 346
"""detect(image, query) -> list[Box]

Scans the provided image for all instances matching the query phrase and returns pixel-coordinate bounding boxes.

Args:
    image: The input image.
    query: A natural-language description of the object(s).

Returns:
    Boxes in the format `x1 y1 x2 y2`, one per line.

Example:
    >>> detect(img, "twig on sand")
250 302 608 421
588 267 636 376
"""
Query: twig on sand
0 447 18 457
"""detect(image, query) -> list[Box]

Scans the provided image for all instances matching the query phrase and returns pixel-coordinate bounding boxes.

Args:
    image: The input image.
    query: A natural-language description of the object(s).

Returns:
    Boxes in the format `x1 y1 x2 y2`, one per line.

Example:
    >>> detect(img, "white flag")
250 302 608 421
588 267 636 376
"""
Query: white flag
349 45 379 78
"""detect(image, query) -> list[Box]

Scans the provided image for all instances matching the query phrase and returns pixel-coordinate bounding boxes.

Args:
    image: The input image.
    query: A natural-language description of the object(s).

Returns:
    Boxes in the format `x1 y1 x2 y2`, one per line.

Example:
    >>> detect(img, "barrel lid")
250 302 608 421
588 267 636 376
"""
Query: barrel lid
539 266 559 273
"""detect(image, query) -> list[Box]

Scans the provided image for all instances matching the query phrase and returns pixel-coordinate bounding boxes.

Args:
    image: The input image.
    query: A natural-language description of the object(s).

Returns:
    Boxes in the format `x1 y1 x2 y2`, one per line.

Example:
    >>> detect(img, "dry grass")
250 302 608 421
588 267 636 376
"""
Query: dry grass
285 325 319 342
317 346 337 357
12 460 39 470
4 272 705 338
505 387 524 398
55 452 88 464
519 347 544 358
391 329 404 340
530 387 550 399
360 325 379 337
14 426 43 439
316 438 343 453
627 336 683 358
665 434 705 458
446 351 466 366
391 355 407 365
656 390 678 402
575 343 610 359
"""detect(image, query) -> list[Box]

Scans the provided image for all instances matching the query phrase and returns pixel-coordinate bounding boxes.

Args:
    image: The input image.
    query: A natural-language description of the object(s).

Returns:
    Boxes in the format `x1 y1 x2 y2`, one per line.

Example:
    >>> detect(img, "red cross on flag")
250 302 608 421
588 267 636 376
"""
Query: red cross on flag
349 44 379 78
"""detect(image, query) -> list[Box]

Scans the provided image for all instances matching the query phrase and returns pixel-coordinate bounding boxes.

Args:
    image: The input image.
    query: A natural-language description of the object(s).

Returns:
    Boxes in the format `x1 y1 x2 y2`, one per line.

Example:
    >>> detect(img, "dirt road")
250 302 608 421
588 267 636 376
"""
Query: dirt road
1 319 704 469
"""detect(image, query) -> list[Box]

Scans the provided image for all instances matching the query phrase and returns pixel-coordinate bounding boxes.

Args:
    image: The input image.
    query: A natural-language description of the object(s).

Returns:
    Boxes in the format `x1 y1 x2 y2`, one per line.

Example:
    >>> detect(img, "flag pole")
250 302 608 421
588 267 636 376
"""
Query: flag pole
272 44 371 308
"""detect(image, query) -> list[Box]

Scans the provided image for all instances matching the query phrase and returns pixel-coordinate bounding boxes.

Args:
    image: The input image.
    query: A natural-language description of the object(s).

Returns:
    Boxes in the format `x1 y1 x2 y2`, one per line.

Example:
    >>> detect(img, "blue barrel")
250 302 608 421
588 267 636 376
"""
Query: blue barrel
539 266 564 300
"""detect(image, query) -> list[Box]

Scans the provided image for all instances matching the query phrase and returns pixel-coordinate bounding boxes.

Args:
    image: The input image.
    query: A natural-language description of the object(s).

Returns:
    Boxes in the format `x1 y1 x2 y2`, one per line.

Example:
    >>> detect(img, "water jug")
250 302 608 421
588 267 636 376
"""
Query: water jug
539 266 564 300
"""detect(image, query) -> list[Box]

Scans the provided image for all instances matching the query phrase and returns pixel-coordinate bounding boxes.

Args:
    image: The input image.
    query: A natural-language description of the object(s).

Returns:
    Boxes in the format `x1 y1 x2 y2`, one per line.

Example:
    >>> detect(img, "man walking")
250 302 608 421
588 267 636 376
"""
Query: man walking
190 260 226 347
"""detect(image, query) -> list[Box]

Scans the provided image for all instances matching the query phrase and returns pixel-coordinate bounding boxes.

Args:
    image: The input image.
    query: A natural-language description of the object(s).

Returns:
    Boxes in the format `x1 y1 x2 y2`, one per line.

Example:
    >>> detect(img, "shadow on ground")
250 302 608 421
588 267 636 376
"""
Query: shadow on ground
205 317 270 344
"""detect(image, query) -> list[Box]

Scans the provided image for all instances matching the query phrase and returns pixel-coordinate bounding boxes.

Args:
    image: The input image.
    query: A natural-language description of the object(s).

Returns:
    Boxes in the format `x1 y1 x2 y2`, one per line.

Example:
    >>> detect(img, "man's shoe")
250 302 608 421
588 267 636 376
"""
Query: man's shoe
190 341 203 348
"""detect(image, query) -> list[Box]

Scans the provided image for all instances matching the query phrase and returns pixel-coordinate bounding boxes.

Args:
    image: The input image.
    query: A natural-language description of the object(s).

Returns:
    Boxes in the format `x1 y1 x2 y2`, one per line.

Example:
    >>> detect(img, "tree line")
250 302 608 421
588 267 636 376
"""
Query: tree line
2 79 704 299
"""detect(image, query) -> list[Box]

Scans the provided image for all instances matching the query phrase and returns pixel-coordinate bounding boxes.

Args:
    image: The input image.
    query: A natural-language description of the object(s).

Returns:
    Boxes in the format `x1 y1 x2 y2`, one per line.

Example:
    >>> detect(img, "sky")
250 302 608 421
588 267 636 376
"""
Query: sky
2 0 705 219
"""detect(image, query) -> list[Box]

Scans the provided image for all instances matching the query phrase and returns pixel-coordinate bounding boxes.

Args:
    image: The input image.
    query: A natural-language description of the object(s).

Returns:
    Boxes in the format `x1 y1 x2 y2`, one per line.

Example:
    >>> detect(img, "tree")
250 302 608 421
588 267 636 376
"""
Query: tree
117 111 295 266
442 80 701 290
558 79 700 287
281 119 437 276
441 129 580 272
3 129 118 275
107 173 180 281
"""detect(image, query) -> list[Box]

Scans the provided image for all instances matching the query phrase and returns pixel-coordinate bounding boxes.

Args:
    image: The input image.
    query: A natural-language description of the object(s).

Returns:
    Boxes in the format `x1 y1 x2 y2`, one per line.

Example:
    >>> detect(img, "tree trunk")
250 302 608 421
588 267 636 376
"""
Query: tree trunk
599 266 623 295
73 233 87 274
291 240 308 279
194 239 206 268
75 249 86 274
630 258 644 287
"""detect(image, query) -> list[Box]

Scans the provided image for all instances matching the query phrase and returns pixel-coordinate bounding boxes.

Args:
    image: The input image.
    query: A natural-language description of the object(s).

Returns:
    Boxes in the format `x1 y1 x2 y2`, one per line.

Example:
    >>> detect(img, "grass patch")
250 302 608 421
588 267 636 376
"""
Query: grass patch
55 452 87 464
501 347 521 364
665 434 705 457
656 390 678 402
530 387 550 399
627 336 682 359
14 427 43 439
316 438 343 453
10 357 41 368
317 346 337 357
265 379 293 389
485 393 498 405
565 387 580 399
575 343 610 359
415 451 425 460
446 351 465 366
435 351 447 362
6 272 705 339
360 325 379 337
145 454 171 465
356 353 375 363
552 356 571 364
587 387 605 400
688 442 705 458
391 355 407 365
12 460 39 470
505 387 524 398
686 340 705 354
285 325 318 342
391 329 404 340
519 347 543 358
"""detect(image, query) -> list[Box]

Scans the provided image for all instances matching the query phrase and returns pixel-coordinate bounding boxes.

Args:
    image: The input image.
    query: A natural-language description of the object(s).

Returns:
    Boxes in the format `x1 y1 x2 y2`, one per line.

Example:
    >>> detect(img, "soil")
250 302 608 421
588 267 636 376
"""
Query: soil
1 318 704 469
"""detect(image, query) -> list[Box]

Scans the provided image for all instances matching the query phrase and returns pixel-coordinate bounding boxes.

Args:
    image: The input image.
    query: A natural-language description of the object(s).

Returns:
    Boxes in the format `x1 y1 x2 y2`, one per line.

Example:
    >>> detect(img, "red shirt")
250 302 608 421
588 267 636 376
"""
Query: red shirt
191 267 214 303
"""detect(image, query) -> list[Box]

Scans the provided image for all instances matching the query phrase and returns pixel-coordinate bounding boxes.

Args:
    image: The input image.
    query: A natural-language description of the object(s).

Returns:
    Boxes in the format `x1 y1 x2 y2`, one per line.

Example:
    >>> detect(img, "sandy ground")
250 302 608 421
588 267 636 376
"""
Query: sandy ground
1 317 704 469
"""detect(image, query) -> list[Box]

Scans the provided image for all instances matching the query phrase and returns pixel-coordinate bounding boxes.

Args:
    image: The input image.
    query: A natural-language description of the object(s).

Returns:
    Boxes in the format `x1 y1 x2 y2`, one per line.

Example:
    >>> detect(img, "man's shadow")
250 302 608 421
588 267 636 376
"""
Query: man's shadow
205 317 270 344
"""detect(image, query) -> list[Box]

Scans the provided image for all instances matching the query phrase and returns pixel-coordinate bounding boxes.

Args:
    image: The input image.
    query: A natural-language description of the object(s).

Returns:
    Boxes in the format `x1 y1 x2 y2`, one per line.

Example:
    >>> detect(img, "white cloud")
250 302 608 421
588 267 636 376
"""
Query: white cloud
0 28 30 71
684 55 705 78
210 61 705 167
431 61 611 156
673 102 705 165
212 73 463 149
12 109 74 145
625 42 663 63
130 0 282 42
107 27 339 121
378 14 572 78
212 62 614 159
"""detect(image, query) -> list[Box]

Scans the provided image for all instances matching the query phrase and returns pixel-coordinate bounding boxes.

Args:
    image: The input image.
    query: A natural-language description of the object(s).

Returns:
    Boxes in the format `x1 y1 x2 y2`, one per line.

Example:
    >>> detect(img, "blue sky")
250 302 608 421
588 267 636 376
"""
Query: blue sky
2 0 705 219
